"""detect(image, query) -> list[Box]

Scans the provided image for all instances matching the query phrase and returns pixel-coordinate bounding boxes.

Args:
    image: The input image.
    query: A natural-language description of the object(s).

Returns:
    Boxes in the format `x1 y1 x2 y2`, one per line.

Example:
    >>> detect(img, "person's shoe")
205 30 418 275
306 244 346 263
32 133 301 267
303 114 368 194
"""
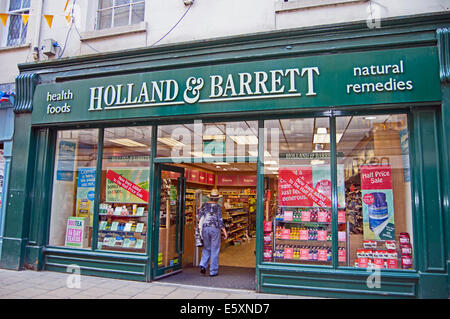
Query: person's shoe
209 273 218 277
200 266 206 274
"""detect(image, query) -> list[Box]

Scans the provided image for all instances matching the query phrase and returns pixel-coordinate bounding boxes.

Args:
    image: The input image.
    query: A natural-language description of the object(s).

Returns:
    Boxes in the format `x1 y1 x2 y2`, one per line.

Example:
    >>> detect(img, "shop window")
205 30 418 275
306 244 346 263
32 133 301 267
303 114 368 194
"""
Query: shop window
156 121 259 161
97 126 151 253
48 129 99 249
262 114 413 270
97 0 145 30
263 118 336 266
1 0 30 47
337 114 413 270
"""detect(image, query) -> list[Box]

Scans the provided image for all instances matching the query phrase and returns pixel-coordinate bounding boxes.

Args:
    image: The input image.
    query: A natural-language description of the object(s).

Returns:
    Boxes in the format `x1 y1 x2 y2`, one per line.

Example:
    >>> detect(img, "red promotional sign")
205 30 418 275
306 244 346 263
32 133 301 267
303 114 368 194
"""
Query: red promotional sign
106 170 149 202
360 165 392 190
207 173 215 185
238 175 257 186
279 167 332 207
217 175 237 186
198 171 206 183
189 169 199 182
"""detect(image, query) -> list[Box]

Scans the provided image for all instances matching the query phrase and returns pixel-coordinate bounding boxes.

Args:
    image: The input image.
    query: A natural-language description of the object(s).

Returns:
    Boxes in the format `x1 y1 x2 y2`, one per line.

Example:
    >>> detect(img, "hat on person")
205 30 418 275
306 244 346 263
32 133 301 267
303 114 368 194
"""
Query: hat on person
208 189 222 199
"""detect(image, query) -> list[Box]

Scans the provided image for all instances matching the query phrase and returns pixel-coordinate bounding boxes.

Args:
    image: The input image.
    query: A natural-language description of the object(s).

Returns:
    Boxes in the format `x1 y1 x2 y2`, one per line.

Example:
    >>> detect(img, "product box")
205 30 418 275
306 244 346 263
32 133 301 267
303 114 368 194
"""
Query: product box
373 258 385 269
363 240 377 249
338 248 346 262
65 216 89 248
385 240 396 250
263 220 272 232
386 258 398 269
357 257 369 268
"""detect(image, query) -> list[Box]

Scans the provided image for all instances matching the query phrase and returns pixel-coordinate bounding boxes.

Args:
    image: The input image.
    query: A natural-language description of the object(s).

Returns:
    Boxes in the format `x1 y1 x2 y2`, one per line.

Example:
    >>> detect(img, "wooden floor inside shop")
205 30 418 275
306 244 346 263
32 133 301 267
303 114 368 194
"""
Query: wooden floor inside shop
219 237 256 268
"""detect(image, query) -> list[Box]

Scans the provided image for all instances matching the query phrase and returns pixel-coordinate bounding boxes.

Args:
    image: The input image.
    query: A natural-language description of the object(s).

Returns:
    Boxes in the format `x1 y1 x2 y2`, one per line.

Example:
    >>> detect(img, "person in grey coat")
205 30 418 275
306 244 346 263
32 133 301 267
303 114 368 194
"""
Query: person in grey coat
198 189 228 276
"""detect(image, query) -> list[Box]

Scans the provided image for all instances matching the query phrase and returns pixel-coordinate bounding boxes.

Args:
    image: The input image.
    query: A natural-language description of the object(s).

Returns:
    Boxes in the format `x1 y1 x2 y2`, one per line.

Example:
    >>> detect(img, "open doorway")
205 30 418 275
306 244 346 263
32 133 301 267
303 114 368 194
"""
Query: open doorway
156 162 257 290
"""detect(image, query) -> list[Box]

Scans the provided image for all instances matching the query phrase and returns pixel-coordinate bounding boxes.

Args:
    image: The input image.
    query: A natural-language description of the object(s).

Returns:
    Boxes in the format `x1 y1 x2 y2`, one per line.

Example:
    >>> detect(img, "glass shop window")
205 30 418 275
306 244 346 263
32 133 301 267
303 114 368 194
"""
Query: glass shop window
48 129 99 249
337 114 413 270
156 121 259 160
97 126 151 253
263 118 340 266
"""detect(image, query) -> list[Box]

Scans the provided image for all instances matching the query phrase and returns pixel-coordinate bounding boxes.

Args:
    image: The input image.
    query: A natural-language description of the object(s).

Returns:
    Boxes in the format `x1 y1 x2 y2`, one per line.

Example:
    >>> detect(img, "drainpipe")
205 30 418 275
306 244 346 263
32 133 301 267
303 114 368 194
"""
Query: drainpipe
32 0 44 60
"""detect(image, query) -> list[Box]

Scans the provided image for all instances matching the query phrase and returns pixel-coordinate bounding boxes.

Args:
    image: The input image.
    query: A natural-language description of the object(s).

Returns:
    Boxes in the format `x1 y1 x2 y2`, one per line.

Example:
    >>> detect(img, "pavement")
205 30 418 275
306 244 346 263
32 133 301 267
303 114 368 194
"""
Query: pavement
0 268 319 299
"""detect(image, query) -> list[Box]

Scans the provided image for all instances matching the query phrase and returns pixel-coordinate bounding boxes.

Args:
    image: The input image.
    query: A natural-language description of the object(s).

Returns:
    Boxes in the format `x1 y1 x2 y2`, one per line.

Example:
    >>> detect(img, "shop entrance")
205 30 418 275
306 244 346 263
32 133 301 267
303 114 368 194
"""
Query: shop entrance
153 164 186 279
154 162 257 289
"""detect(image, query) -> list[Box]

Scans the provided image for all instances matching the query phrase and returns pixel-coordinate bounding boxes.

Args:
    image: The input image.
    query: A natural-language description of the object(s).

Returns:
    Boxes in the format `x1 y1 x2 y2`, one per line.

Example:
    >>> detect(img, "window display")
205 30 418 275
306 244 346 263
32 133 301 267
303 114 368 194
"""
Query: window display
97 126 151 253
337 114 413 269
48 129 99 248
263 118 346 265
262 114 414 270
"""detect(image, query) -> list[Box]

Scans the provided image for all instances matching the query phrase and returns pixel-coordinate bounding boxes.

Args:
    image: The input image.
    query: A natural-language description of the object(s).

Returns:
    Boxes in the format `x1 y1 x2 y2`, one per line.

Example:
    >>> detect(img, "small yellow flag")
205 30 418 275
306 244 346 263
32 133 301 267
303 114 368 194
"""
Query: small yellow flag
44 15 54 28
64 0 70 12
21 14 29 26
0 13 8 27
65 14 72 25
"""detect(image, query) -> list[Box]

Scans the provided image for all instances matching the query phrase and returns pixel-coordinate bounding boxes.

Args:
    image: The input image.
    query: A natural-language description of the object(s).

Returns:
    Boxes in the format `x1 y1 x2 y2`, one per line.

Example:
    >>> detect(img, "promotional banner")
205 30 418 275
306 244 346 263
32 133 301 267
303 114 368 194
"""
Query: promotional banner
105 168 149 203
360 165 395 240
76 167 96 226
56 140 76 181
278 165 345 208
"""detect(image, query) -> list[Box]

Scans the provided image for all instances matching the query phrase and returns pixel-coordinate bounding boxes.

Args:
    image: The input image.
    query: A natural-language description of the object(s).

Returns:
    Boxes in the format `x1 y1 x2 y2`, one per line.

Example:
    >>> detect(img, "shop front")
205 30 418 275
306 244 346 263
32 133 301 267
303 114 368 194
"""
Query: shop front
0 14 449 298
0 86 14 256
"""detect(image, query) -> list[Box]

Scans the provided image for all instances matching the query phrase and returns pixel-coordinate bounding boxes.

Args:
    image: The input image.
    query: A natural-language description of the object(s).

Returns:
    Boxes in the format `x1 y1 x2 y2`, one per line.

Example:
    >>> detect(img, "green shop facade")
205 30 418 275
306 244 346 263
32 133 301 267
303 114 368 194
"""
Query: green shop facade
1 13 449 299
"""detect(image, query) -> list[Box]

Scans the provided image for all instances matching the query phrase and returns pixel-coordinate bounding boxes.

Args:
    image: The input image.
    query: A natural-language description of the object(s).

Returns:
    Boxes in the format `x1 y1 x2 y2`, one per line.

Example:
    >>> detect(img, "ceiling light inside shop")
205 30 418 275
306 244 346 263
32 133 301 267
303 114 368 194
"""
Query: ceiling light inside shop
248 151 271 157
203 134 225 140
311 160 326 165
190 152 213 158
313 133 343 144
230 135 258 145
109 138 148 147
215 162 230 165
157 137 186 147
316 127 328 134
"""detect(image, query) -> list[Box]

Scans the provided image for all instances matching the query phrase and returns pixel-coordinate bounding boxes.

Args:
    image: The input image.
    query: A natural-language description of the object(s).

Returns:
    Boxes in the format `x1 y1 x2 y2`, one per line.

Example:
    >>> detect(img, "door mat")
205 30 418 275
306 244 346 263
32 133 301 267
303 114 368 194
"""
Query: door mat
157 266 256 290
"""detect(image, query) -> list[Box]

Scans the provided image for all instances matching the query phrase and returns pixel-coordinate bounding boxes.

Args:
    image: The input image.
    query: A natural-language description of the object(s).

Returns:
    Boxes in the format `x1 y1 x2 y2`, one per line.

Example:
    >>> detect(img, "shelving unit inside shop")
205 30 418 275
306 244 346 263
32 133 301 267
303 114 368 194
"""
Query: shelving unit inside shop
272 206 349 265
185 188 196 224
221 190 256 245
97 202 147 252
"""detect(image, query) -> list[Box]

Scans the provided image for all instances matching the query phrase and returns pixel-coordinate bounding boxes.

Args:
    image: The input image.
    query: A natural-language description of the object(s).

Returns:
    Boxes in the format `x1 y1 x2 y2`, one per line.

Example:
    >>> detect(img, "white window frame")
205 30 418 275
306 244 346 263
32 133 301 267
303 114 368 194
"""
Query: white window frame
1 0 30 47
96 0 145 30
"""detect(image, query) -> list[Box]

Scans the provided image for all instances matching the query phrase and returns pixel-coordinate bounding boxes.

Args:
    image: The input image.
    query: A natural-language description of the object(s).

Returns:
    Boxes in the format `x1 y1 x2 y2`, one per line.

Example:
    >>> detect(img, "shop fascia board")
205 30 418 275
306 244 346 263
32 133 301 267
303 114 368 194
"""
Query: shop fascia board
17 12 450 80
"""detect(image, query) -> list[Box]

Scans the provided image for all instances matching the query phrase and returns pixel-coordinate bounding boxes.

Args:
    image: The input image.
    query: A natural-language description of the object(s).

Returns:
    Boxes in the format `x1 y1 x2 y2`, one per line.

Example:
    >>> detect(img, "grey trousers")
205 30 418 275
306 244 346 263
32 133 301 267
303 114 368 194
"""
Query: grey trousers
199 227 221 275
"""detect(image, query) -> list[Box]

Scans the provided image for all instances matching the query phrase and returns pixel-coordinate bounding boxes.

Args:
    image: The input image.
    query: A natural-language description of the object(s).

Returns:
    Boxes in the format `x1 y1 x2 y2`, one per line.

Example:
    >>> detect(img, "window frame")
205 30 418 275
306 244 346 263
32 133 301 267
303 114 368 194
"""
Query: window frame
1 0 30 47
260 109 417 273
96 0 146 31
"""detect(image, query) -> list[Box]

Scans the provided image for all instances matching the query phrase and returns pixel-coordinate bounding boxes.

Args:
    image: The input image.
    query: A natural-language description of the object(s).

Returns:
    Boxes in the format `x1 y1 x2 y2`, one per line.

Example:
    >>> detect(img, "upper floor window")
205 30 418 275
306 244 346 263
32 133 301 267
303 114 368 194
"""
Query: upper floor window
3 0 30 47
97 0 145 30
